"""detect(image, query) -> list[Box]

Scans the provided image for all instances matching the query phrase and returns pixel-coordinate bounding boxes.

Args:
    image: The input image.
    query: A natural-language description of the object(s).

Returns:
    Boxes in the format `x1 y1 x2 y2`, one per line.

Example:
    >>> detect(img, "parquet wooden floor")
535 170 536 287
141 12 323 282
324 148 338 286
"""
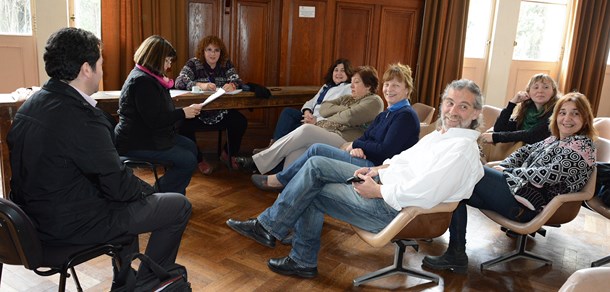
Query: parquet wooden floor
2 161 610 291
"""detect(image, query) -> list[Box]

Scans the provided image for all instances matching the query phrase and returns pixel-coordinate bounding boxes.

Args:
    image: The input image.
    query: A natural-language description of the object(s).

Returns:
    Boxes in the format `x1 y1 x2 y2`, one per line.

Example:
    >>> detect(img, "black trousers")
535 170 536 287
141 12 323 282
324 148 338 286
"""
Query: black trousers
178 109 248 161
120 193 192 278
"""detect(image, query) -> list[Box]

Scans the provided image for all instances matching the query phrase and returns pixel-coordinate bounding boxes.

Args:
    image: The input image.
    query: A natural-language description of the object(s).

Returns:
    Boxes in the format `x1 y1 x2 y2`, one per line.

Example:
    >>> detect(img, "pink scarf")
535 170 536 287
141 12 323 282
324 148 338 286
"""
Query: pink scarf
135 64 174 89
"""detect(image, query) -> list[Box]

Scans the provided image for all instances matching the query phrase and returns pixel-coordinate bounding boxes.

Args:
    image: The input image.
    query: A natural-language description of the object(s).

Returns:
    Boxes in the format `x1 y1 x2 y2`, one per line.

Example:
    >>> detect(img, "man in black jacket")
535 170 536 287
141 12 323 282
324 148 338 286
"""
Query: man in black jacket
7 27 192 285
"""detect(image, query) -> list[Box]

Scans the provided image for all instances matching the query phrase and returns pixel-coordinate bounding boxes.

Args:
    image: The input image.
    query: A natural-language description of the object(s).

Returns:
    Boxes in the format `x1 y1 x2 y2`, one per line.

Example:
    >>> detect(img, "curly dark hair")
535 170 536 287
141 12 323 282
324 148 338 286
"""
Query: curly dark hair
195 35 229 67
323 58 354 85
43 27 101 81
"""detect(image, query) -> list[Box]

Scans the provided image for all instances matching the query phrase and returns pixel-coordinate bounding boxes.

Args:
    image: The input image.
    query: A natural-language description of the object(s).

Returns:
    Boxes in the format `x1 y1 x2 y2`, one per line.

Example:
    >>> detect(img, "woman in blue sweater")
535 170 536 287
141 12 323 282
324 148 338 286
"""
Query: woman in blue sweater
251 63 420 191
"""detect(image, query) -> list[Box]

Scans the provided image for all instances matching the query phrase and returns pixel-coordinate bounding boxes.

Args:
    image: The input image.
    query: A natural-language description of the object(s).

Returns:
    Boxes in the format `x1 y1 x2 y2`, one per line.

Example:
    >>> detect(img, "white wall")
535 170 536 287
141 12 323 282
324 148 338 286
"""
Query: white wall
33 0 69 85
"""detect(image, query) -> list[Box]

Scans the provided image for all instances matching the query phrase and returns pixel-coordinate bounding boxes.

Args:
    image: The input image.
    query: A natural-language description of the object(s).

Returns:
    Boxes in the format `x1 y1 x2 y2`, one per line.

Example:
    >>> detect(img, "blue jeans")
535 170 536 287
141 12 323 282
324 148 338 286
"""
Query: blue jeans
273 108 303 141
122 135 197 195
257 156 399 267
449 166 538 248
276 143 374 186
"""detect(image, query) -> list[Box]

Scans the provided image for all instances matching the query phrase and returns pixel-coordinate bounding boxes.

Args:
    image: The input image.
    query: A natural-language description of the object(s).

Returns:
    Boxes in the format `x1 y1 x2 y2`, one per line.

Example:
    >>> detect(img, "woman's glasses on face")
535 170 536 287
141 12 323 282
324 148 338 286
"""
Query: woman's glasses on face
205 48 221 54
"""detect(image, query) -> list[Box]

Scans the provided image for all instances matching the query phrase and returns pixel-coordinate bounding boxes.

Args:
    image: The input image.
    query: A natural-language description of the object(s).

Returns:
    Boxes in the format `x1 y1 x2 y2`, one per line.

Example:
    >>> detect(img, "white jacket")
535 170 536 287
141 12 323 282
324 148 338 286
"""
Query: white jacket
301 82 351 120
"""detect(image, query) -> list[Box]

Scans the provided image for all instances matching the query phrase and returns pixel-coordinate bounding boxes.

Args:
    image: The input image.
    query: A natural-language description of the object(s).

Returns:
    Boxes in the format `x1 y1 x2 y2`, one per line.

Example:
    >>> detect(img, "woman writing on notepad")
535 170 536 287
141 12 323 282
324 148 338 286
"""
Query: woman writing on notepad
115 35 202 195
175 35 247 174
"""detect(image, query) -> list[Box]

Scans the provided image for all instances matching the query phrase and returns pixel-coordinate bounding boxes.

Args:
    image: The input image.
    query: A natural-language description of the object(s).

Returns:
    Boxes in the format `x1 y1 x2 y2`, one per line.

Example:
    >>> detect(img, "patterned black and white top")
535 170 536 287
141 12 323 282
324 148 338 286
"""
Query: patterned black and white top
174 58 243 124
499 135 596 211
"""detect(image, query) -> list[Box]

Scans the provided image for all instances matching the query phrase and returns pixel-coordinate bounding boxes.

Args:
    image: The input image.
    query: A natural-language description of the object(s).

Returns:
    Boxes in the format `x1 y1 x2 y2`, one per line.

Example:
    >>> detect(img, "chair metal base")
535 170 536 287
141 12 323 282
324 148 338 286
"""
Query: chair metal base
353 239 440 287
592 255 610 267
480 233 552 270
33 243 125 292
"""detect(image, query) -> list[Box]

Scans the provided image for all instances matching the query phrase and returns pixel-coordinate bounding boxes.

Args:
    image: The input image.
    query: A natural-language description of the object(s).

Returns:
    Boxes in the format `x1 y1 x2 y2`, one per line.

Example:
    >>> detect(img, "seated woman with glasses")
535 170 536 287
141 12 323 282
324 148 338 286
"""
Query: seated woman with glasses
115 35 203 195
175 35 247 174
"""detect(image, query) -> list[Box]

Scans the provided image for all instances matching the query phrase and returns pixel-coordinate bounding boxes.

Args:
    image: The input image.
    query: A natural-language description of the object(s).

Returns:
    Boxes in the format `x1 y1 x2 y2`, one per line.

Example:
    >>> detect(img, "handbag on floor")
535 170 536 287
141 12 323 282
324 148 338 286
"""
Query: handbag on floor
596 162 610 207
112 253 191 292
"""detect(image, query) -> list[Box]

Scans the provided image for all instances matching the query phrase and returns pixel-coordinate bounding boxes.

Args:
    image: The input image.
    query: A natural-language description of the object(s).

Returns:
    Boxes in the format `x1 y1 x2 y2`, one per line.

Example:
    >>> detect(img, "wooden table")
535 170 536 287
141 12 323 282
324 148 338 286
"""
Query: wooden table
0 86 319 197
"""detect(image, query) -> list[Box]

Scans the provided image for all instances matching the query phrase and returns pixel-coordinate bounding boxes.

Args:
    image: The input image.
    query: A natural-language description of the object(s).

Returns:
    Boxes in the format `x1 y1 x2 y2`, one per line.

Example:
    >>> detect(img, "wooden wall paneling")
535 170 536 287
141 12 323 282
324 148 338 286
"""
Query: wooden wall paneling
334 2 375 68
229 0 282 151
279 0 329 86
188 0 220 58
376 5 423 73
231 0 278 85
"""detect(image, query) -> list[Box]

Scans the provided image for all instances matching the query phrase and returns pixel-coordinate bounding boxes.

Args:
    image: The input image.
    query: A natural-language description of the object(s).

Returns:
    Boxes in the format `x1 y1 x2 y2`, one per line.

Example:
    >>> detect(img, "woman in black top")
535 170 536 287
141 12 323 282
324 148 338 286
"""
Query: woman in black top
115 35 203 195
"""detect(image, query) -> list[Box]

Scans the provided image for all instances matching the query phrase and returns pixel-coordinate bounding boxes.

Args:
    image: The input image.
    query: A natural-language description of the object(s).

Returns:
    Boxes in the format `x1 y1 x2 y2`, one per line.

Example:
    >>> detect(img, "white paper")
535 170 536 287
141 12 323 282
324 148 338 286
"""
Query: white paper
169 90 190 98
299 6 315 18
92 90 121 98
200 88 225 107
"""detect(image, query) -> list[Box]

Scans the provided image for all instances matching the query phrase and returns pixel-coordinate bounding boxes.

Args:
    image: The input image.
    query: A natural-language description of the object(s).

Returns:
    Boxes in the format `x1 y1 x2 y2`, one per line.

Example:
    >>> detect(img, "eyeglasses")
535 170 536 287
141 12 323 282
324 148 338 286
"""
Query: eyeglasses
165 58 173 65
205 48 221 54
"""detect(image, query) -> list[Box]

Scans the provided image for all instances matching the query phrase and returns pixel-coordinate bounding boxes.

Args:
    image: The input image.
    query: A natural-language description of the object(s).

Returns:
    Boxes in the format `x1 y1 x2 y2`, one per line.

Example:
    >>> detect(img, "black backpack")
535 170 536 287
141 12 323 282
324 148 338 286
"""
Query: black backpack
112 253 191 292
596 162 610 206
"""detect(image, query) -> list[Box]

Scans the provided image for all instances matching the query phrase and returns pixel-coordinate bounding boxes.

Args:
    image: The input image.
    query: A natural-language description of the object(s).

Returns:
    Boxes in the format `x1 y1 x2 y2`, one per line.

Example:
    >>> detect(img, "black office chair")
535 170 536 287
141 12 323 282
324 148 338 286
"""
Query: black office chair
0 197 133 292
100 110 176 190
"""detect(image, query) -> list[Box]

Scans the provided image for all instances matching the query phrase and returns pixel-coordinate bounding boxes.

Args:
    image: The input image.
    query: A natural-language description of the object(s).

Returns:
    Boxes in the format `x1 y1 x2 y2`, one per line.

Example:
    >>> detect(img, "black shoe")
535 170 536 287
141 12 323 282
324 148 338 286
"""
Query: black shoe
235 156 258 172
268 256 318 278
251 174 284 192
226 218 276 248
422 250 468 274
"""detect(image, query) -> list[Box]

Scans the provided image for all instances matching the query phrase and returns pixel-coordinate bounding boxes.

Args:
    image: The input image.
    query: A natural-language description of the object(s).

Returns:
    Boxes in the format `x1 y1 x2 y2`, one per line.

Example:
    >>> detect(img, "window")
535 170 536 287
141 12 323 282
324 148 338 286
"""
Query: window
512 0 567 61
464 0 494 58
71 0 101 38
0 0 32 35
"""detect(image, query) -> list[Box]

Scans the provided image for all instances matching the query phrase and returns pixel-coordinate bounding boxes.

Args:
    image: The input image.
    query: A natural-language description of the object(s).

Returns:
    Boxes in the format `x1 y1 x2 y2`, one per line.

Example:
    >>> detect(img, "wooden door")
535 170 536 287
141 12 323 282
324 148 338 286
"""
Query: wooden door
333 0 423 73
0 36 39 92
226 0 281 85
187 0 221 58
280 0 424 87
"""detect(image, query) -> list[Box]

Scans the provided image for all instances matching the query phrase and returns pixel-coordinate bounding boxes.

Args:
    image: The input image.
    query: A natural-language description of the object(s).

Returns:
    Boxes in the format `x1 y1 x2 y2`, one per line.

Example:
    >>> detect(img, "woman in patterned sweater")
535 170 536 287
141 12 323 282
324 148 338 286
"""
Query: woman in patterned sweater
175 35 247 174
423 92 598 274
